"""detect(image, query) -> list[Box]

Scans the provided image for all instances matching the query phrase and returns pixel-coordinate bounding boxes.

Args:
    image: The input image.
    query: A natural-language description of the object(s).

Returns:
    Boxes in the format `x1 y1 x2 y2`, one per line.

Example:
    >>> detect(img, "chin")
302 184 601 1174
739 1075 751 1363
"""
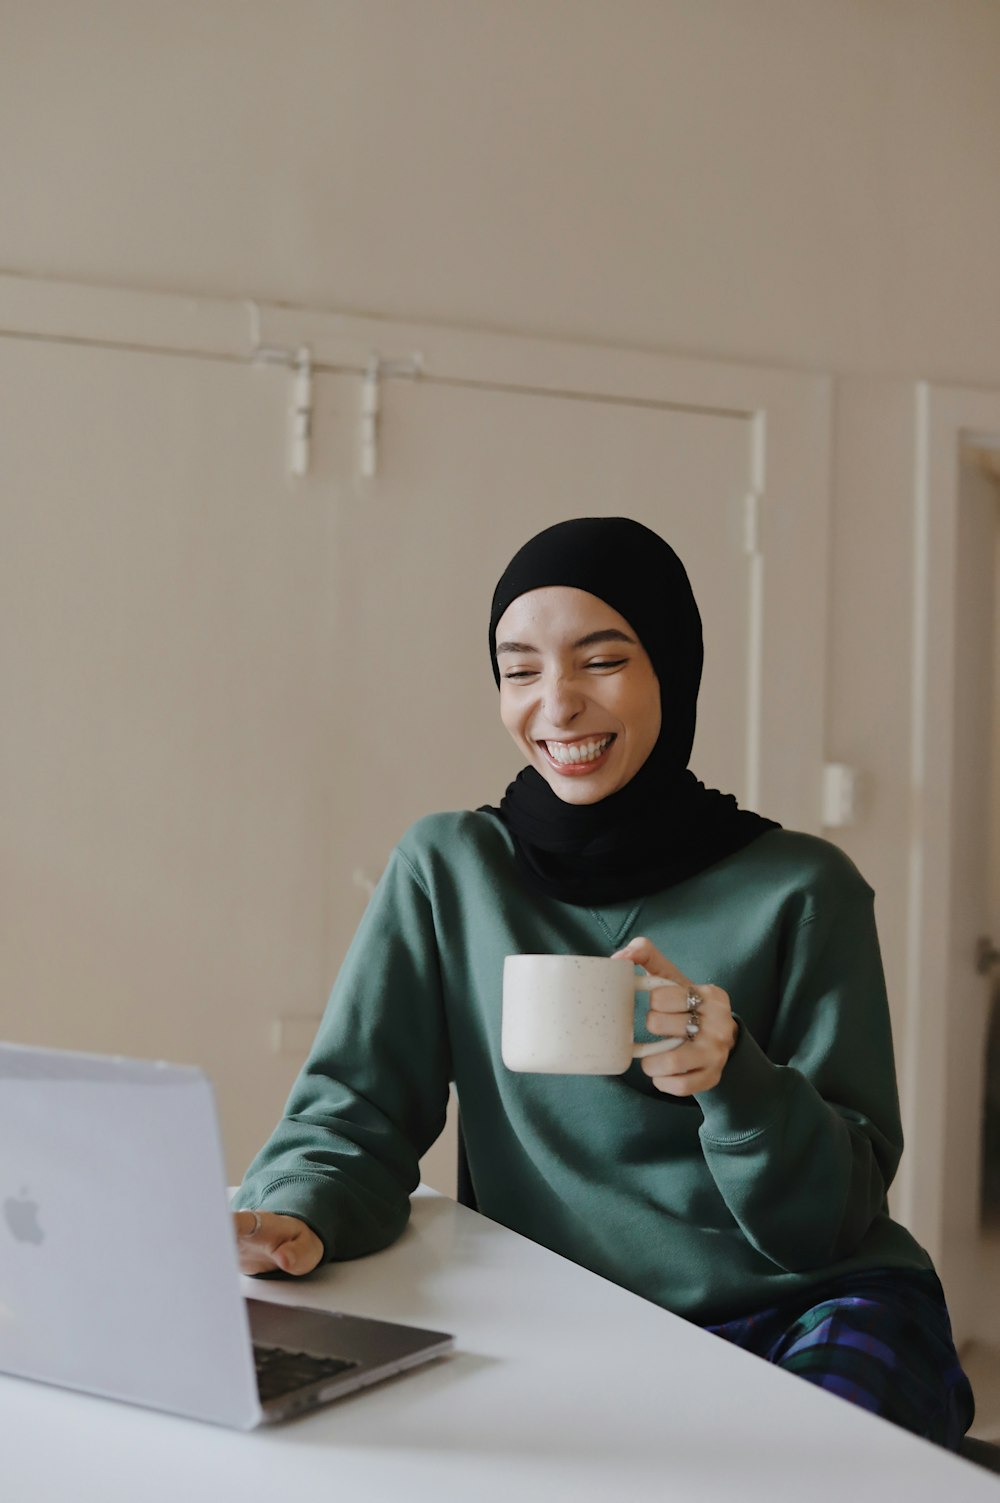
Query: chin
542 772 615 804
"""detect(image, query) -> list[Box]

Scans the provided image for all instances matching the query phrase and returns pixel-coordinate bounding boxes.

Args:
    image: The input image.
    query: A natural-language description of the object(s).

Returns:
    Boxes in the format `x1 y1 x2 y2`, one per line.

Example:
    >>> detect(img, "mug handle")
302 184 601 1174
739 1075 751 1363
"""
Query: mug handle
630 973 686 1057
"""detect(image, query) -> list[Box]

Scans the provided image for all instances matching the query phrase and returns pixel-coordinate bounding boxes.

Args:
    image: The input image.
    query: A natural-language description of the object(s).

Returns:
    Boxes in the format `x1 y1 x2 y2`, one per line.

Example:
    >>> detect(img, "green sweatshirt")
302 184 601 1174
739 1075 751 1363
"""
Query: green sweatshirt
233 812 931 1323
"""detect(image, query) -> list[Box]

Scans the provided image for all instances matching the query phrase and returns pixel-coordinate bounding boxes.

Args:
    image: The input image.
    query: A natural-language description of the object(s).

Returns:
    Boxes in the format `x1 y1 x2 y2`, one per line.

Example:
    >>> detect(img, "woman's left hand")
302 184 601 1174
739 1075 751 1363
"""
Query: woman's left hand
611 935 738 1097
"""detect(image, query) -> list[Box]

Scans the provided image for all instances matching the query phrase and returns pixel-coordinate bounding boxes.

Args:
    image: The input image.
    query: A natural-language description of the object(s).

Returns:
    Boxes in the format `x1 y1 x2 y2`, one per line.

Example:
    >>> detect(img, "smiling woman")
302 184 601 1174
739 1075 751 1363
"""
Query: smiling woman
232 515 975 1453
495 594 660 801
483 516 777 903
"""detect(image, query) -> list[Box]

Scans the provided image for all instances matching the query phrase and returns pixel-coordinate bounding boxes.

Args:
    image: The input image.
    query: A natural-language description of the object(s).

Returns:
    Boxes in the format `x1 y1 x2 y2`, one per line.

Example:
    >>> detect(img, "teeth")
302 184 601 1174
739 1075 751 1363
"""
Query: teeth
545 736 613 765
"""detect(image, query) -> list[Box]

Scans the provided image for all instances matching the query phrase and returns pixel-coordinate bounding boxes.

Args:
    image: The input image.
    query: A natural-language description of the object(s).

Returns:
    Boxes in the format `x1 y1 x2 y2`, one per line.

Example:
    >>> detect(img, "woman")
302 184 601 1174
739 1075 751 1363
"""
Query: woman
232 516 974 1448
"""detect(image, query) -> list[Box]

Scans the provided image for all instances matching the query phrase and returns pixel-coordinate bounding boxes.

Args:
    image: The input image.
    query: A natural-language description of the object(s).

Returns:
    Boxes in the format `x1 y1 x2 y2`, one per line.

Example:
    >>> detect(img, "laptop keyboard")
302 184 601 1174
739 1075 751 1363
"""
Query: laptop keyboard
253 1343 359 1403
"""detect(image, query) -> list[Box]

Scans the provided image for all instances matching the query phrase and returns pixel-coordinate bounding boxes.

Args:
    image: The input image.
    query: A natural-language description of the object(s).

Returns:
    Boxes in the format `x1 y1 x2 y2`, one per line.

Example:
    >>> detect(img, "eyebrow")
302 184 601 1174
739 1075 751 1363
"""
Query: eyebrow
495 628 637 655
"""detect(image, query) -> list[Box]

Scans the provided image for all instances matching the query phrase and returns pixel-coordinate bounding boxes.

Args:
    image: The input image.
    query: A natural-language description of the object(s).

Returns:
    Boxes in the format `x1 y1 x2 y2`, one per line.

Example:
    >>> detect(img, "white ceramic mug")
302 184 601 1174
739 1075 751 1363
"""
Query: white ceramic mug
501 953 686 1075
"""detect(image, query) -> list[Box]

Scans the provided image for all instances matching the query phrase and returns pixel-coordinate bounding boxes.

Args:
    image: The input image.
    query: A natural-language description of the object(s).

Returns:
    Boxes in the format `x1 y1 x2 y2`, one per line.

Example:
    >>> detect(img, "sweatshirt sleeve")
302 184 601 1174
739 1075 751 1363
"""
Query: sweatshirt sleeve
695 869 903 1273
231 845 452 1263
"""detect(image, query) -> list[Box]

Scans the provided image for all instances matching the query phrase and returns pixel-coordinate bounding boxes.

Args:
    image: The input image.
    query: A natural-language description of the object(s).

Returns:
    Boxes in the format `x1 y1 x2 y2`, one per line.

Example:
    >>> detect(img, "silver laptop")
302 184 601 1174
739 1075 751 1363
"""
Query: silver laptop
0 1042 453 1428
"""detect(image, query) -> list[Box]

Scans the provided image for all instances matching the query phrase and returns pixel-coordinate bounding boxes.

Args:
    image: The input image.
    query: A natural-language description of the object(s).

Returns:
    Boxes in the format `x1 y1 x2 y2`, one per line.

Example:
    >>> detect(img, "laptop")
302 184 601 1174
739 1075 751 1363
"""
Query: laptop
0 1042 453 1428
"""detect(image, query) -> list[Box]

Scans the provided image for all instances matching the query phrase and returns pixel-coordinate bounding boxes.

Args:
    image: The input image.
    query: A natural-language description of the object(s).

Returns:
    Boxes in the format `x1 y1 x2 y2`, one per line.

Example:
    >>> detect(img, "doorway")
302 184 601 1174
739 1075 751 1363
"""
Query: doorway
901 384 1000 1349
957 443 1000 1239
964 447 1000 1239
954 441 1000 1437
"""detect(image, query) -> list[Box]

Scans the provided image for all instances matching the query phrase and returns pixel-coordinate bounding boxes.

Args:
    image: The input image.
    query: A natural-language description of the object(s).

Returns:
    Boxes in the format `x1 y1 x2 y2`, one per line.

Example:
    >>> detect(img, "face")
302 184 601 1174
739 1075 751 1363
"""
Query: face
495 586 661 805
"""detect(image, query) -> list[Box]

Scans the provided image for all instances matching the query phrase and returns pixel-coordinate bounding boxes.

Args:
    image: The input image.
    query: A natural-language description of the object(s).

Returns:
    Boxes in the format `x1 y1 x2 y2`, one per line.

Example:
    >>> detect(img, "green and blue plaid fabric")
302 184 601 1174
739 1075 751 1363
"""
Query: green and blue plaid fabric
704 1268 975 1449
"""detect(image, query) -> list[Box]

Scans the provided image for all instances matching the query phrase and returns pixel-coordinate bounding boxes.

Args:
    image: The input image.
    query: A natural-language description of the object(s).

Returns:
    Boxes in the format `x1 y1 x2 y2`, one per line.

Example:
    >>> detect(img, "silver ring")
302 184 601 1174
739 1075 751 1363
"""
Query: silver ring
246 1210 262 1238
685 1016 700 1040
685 989 701 1014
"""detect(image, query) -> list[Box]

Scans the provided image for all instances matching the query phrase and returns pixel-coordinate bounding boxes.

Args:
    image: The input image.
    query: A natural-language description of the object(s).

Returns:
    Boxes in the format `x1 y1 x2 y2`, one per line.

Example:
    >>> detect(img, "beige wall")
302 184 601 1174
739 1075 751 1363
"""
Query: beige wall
824 382 918 1049
3 0 1000 384
4 0 1000 1198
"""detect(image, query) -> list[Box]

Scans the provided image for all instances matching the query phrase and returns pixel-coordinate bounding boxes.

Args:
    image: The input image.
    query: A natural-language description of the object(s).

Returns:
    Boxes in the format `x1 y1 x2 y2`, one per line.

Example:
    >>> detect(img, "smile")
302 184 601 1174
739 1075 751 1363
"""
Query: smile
539 734 616 770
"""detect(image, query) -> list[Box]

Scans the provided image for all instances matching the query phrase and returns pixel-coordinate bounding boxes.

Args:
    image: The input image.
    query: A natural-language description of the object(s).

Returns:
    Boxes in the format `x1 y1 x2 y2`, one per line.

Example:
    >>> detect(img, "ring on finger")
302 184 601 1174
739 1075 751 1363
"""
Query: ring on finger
245 1210 262 1238
685 1015 700 1039
685 989 701 1014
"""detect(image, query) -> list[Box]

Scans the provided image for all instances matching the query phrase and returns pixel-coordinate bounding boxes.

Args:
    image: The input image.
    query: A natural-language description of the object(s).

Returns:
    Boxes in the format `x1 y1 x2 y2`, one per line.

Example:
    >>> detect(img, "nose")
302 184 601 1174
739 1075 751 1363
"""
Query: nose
541 672 586 727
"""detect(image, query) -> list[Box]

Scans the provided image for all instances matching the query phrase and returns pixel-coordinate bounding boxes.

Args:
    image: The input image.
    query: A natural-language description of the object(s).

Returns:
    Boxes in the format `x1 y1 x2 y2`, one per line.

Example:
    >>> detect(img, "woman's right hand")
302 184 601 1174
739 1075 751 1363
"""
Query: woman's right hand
233 1210 324 1277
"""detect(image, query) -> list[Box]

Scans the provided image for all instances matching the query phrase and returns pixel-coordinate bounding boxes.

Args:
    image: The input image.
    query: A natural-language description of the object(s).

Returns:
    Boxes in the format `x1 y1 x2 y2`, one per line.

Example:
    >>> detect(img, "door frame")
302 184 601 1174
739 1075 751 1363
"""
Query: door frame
899 383 1000 1278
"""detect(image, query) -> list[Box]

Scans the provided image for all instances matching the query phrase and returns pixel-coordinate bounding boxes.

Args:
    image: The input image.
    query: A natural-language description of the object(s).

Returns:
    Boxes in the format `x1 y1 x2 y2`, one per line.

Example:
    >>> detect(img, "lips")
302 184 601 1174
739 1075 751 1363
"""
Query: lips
538 733 617 773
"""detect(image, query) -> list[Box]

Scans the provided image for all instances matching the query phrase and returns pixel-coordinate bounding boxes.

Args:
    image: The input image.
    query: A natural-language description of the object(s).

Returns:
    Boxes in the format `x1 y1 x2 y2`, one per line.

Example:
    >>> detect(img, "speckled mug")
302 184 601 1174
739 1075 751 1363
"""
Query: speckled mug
501 954 686 1075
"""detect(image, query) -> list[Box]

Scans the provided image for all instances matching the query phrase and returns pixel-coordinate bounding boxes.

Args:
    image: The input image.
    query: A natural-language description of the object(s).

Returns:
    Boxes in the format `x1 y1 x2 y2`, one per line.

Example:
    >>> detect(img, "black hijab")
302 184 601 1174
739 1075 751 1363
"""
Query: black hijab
483 516 779 906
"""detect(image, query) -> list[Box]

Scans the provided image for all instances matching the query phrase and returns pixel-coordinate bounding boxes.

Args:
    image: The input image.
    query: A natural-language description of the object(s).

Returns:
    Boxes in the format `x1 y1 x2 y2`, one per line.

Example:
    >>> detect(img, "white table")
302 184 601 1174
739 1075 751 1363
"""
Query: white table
3 1188 996 1501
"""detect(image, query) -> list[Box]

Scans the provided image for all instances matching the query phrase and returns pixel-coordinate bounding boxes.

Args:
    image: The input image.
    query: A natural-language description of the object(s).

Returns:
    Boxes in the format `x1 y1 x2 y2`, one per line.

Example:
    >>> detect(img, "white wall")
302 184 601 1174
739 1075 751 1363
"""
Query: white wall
4 0 1000 1199
824 382 919 1049
4 0 1000 384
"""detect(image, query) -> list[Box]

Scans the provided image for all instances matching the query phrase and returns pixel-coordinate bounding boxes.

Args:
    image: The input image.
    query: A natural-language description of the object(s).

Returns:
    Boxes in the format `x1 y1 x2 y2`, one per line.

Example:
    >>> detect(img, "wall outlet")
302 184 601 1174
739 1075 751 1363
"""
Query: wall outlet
822 763 861 827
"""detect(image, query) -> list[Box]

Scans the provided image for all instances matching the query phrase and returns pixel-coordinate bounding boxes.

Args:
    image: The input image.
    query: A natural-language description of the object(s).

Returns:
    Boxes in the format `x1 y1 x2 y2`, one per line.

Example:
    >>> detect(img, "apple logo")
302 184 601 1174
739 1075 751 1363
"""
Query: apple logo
3 1188 44 1244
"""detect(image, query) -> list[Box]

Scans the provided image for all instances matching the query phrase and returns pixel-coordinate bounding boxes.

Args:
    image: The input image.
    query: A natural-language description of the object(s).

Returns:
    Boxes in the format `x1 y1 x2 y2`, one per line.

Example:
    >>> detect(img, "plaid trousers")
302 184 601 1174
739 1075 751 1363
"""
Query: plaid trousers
703 1267 975 1450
